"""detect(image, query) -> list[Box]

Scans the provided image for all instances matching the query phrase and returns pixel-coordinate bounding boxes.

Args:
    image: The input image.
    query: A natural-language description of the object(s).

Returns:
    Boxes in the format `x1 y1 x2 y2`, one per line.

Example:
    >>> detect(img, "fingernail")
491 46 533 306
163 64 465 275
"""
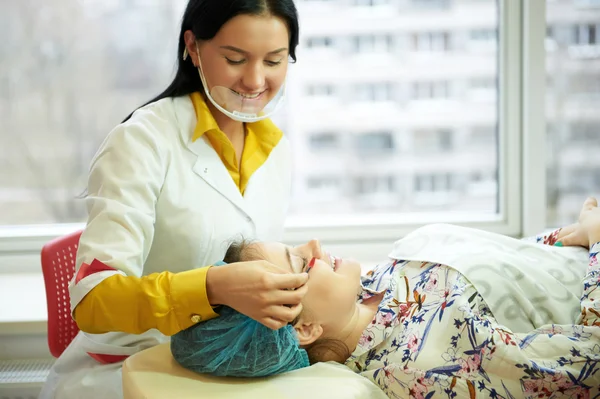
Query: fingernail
554 241 563 247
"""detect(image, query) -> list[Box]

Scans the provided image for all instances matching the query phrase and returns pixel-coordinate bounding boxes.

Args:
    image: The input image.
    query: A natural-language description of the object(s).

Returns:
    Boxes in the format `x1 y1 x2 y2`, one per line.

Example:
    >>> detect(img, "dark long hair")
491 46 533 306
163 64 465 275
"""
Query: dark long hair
122 0 299 122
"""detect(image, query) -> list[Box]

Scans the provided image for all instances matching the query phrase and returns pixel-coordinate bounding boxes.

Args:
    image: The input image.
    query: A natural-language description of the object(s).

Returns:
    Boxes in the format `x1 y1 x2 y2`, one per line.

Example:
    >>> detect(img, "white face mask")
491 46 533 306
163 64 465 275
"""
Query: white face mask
184 44 286 123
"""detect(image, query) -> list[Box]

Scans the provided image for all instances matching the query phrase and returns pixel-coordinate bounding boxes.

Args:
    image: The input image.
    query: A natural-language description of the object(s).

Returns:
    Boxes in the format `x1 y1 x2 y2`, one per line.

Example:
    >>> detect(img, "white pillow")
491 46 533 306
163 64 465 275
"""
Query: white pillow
122 342 388 399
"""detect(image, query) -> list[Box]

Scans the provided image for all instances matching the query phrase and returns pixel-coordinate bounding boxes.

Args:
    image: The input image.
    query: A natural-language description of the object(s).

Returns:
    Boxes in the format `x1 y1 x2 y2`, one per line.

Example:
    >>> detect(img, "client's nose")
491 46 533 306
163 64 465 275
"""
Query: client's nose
307 239 323 259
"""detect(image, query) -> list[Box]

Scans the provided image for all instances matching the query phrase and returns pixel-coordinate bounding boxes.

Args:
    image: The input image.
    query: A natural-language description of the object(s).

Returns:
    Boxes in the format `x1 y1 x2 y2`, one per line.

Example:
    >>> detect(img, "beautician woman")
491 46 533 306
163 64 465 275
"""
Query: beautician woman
40 1 308 398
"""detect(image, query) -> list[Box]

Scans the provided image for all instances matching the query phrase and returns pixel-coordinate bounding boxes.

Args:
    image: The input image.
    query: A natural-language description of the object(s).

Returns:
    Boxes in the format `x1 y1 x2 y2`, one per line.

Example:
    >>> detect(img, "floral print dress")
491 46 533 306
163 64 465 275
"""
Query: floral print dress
346 230 600 398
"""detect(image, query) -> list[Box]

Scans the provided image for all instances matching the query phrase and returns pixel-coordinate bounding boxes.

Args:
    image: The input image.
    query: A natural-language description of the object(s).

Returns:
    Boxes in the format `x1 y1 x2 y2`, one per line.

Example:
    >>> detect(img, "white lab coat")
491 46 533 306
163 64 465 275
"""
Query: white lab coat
39 95 292 399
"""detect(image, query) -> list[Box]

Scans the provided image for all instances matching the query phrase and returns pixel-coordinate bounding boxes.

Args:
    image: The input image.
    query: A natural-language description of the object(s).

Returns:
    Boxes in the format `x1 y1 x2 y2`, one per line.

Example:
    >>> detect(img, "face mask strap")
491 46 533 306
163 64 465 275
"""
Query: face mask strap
191 43 285 123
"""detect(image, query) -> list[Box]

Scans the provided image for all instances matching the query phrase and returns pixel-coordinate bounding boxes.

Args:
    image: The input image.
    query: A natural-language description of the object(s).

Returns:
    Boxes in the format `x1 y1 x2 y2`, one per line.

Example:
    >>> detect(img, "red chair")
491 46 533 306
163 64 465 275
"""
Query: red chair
41 230 83 358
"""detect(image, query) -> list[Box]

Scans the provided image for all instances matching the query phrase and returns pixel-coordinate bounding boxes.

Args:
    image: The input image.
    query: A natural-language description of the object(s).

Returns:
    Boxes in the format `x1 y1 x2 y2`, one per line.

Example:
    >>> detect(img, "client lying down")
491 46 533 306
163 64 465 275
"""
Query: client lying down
171 198 600 398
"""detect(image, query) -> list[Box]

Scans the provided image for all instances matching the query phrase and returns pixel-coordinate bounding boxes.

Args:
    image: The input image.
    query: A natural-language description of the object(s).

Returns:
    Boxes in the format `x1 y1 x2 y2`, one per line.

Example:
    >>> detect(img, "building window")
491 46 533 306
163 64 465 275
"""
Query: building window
352 0 391 6
414 173 453 192
571 24 600 45
574 0 600 6
354 131 395 154
412 81 450 100
413 32 451 52
569 74 600 98
352 34 393 53
411 0 450 9
568 123 600 142
306 84 335 97
355 82 394 102
309 133 340 150
413 129 453 152
471 78 496 90
468 127 496 148
354 176 395 194
306 36 334 48
469 78 497 102
470 28 497 42
307 176 341 190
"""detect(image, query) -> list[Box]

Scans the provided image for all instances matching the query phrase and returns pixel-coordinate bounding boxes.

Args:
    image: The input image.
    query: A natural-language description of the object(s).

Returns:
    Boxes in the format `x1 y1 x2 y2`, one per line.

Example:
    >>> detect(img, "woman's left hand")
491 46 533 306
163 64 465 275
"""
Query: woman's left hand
555 223 589 249
556 197 600 249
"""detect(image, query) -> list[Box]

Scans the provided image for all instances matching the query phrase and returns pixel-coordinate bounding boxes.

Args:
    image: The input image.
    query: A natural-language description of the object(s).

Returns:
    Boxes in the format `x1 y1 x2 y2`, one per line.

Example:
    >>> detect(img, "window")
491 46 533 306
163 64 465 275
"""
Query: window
352 35 394 53
352 0 391 6
470 78 496 89
468 127 496 148
568 123 600 142
411 0 450 9
307 176 341 190
574 0 600 6
571 23 599 45
354 176 395 194
412 32 451 52
306 36 334 49
309 133 340 150
414 173 453 192
568 74 600 99
470 29 497 42
354 132 395 154
2 0 513 273
467 28 498 53
546 3 600 226
306 84 336 97
355 82 394 102
413 129 453 152
412 81 450 100
469 78 497 102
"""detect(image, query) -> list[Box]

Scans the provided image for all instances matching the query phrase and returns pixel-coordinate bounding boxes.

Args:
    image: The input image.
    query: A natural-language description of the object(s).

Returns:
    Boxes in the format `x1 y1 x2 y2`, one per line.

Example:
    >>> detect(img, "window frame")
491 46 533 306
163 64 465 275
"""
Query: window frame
0 0 548 273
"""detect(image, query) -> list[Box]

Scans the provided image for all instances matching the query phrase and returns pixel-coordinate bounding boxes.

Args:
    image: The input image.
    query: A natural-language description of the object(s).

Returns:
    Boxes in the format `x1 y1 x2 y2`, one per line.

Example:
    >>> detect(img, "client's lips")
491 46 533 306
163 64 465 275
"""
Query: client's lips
334 257 341 272
306 257 317 272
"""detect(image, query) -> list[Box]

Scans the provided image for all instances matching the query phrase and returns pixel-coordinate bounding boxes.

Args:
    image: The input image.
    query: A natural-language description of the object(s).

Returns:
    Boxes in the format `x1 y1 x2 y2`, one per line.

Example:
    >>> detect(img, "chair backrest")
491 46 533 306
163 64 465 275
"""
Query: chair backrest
41 230 83 358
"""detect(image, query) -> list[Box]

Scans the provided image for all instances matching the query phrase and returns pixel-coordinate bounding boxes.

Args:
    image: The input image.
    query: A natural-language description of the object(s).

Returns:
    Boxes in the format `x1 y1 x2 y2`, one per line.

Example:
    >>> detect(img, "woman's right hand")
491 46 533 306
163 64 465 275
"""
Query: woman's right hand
558 197 600 248
205 261 309 330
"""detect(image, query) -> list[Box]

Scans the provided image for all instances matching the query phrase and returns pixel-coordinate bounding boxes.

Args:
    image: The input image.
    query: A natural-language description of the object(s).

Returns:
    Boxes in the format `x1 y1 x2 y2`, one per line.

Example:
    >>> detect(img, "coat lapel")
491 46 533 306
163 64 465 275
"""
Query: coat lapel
172 96 250 218
189 137 249 216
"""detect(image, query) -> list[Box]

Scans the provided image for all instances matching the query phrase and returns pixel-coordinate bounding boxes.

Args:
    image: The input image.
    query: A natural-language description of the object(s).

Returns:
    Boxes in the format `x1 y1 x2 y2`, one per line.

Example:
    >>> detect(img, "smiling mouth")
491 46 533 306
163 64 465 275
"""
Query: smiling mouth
231 89 265 99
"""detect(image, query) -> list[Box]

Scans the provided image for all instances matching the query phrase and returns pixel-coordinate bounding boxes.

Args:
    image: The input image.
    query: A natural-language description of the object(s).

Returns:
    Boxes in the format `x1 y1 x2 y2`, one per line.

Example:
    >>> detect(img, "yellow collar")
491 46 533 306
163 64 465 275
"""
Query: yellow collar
188 92 284 195
190 92 220 142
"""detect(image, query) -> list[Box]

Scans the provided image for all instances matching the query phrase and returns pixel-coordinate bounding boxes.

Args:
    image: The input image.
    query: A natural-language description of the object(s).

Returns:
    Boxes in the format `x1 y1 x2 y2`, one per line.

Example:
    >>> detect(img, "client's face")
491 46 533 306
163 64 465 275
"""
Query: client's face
253 240 363 341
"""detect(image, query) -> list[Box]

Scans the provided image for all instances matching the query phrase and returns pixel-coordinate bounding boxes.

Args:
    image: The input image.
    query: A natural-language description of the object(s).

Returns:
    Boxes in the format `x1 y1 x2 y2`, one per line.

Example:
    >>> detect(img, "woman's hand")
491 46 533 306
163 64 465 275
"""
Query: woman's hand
205 261 309 330
555 223 589 248
557 197 600 249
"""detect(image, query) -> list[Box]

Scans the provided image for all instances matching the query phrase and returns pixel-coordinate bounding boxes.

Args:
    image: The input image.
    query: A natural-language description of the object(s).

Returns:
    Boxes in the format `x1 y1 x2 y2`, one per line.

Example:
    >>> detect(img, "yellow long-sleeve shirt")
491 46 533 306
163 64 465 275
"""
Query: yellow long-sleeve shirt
73 93 283 336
